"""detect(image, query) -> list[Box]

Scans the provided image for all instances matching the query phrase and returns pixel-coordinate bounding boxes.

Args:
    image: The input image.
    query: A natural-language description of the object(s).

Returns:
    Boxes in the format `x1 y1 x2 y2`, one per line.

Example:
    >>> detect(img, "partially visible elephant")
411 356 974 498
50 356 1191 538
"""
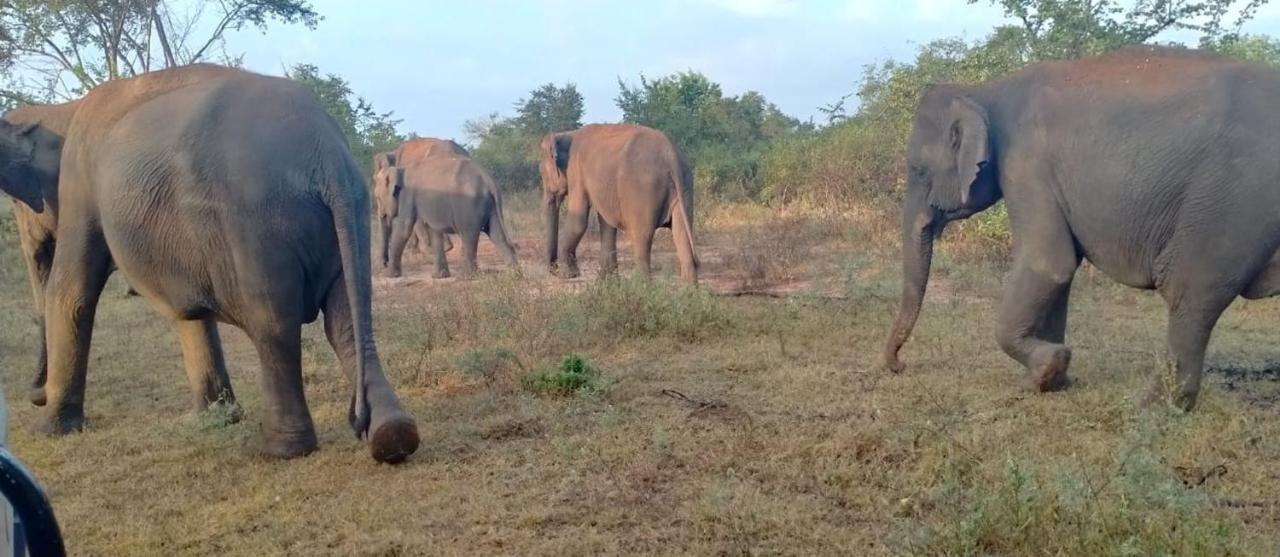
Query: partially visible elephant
372 148 452 265
394 137 469 163
539 124 698 282
2 103 143 407
0 64 419 462
373 154 518 278
883 46 1280 411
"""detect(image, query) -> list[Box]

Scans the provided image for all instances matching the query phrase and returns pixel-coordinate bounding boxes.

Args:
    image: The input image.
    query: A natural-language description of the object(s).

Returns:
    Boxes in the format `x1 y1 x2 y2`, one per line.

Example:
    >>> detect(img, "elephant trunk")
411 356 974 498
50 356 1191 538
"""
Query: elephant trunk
883 194 939 373
543 194 560 270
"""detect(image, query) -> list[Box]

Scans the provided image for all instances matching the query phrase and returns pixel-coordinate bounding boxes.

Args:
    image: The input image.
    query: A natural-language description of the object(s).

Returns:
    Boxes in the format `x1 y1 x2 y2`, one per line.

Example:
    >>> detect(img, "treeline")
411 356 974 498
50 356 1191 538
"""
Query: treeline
466 0 1280 215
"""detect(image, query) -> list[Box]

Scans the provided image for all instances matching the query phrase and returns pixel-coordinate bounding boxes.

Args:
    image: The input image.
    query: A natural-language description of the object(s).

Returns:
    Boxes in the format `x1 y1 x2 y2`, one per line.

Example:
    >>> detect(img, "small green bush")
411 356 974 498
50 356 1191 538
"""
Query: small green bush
523 354 604 397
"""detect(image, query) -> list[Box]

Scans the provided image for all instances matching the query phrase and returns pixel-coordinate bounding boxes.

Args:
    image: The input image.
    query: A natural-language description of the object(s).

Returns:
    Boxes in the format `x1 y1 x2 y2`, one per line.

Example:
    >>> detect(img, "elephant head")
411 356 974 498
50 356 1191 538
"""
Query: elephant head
372 166 404 267
372 151 397 175
538 132 572 269
884 86 1001 372
0 119 59 213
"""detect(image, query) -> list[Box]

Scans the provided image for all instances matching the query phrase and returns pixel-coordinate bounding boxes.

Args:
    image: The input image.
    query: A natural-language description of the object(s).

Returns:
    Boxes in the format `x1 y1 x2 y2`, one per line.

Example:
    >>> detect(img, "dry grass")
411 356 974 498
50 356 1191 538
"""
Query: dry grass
1 198 1278 555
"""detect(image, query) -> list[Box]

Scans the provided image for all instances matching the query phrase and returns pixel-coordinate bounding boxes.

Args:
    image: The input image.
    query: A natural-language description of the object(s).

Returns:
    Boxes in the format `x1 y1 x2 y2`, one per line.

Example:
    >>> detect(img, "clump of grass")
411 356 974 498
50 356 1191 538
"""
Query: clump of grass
522 354 605 398
557 276 733 342
901 436 1252 555
455 347 524 389
721 213 817 291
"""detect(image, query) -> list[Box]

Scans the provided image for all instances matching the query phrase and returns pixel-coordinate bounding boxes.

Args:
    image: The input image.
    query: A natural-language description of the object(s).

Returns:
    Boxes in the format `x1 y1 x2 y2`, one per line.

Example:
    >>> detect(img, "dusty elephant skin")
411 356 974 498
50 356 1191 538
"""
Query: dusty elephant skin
373 144 518 279
539 124 699 282
883 45 1280 411
0 64 419 463
371 141 464 266
4 102 149 409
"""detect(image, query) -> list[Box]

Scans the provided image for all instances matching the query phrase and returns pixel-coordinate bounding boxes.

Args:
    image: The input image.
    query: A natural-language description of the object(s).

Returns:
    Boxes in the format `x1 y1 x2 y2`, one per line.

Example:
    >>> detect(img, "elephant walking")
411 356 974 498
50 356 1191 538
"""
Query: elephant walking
883 46 1280 411
373 150 452 261
538 124 698 282
374 151 518 278
0 64 419 462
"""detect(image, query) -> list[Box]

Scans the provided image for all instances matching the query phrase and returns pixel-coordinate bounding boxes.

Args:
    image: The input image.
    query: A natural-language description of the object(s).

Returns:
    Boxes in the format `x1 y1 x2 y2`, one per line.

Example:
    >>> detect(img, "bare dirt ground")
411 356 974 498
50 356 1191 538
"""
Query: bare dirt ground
1 193 1278 555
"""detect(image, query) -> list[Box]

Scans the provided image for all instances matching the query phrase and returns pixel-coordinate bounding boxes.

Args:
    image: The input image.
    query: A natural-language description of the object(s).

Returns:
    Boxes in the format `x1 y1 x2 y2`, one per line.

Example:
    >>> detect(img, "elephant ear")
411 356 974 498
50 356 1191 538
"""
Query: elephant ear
0 121 45 213
540 133 571 196
931 95 993 213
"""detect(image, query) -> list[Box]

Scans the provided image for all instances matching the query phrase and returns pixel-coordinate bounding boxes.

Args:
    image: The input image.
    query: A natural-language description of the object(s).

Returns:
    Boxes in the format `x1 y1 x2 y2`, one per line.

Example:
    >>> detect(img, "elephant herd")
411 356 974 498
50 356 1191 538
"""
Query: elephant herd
0 45 1277 464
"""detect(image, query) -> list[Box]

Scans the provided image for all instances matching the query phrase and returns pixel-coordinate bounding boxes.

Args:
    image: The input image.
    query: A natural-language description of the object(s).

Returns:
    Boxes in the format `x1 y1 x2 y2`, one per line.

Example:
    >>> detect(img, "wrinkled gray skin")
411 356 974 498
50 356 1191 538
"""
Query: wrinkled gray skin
374 153 517 278
0 64 419 462
539 124 698 282
884 46 1280 411
3 102 141 409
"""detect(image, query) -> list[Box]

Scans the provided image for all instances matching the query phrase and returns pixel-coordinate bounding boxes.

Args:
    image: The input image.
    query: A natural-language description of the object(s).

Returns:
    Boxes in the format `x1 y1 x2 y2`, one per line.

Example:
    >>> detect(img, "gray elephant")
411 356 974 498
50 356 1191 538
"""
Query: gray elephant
539 124 698 282
883 46 1280 411
372 147 456 265
374 151 517 278
0 64 419 462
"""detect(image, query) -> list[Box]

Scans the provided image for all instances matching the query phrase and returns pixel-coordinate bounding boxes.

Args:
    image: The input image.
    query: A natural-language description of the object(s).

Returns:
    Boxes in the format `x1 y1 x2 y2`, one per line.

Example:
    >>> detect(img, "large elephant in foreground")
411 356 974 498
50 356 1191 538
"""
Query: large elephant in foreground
539 124 697 282
374 151 517 278
0 64 419 462
883 46 1280 411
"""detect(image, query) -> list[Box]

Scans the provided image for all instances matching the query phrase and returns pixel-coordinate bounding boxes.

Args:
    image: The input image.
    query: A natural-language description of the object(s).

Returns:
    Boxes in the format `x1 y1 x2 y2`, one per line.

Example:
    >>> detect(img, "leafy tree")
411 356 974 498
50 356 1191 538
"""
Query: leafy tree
0 0 319 104
514 83 583 136
466 82 587 191
287 63 404 176
616 71 807 199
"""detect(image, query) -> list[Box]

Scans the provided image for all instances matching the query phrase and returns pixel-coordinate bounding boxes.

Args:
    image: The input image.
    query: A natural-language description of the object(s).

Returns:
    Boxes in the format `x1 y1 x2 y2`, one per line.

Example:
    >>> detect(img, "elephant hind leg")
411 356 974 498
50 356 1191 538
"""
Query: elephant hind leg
322 274 418 463
176 318 238 418
247 320 316 459
459 229 481 278
430 227 451 279
599 216 618 277
488 210 519 269
630 226 656 279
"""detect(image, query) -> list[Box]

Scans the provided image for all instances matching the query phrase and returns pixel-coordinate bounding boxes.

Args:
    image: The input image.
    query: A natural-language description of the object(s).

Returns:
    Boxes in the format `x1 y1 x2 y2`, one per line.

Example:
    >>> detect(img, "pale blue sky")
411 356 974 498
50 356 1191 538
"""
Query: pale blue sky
224 0 1280 143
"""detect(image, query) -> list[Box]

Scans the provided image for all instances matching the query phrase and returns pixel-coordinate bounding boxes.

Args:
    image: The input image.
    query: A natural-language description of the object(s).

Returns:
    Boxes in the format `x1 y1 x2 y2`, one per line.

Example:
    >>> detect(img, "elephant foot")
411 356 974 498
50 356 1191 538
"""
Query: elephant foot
262 428 318 459
385 268 403 279
432 269 451 279
553 263 581 279
29 387 47 407
1020 345 1073 393
32 406 85 436
369 411 419 464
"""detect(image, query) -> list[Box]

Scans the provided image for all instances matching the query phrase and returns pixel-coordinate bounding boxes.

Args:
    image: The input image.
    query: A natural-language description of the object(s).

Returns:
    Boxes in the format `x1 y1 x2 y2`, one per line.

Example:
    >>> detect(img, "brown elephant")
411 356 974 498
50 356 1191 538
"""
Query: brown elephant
539 124 698 282
374 151 518 278
0 64 418 462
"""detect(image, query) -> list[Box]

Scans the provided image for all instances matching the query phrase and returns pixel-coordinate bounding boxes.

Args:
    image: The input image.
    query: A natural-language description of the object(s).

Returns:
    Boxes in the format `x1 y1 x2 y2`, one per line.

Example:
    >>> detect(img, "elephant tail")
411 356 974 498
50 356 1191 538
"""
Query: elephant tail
670 155 700 279
328 162 374 439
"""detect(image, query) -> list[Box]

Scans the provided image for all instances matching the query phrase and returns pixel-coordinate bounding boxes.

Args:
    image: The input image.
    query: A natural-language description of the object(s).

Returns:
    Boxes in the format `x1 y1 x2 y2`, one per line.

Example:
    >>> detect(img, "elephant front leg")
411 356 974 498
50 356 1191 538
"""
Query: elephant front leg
176 318 239 421
996 245 1080 393
386 217 412 278
37 226 112 435
599 216 618 277
556 196 591 279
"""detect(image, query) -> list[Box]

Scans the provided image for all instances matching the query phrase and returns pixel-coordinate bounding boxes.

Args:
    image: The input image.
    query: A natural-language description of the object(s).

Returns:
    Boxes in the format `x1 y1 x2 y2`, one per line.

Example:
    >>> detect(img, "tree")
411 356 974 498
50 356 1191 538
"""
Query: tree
287 63 404 176
0 0 319 103
616 71 806 198
972 0 1271 60
513 82 583 136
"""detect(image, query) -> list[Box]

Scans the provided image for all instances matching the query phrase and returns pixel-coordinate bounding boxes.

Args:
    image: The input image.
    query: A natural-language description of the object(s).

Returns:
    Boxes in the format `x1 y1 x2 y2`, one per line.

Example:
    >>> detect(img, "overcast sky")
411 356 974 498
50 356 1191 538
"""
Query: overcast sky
223 0 1280 143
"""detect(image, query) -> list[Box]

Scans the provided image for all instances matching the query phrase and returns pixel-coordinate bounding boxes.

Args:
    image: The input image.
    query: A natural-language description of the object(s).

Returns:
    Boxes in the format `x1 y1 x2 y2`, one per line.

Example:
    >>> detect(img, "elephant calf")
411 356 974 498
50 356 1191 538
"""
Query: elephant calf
374 152 518 278
0 64 419 463
884 45 1280 411
539 124 698 282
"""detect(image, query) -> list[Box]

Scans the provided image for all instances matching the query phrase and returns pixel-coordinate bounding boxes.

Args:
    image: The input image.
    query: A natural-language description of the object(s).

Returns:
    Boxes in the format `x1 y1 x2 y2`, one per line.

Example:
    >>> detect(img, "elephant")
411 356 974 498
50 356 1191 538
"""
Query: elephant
0 64 419 462
373 152 518 278
882 45 1280 411
394 137 469 162
538 124 698 282
372 147 456 264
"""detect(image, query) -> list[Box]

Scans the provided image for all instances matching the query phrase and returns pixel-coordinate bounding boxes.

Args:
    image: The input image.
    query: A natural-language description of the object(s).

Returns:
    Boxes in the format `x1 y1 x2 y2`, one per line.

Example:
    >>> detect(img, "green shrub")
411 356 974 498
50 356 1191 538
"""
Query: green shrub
556 277 734 342
522 354 604 397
